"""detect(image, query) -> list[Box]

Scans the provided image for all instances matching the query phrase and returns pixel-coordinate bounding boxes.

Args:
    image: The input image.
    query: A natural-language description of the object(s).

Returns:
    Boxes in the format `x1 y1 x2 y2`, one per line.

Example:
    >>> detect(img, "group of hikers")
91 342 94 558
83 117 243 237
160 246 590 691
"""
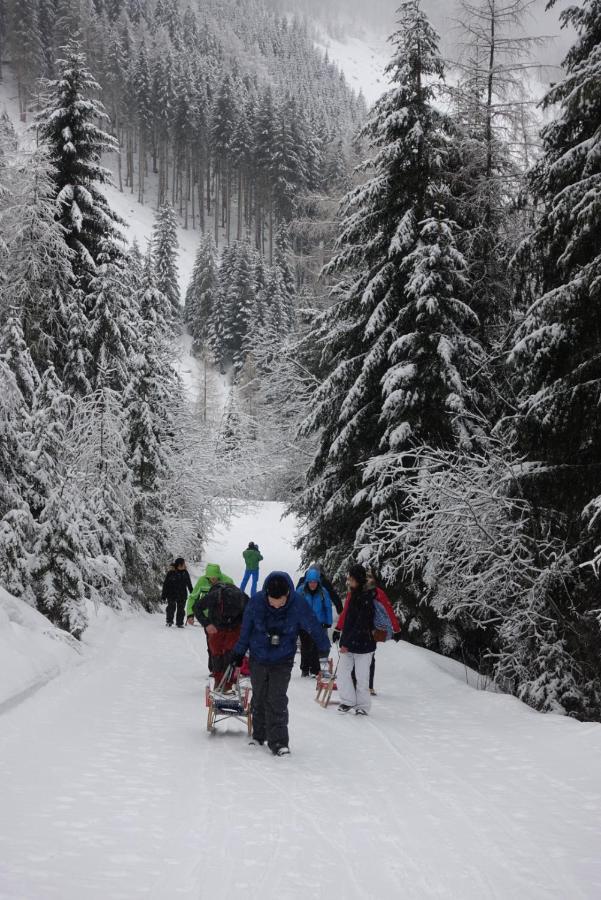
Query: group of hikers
161 542 402 757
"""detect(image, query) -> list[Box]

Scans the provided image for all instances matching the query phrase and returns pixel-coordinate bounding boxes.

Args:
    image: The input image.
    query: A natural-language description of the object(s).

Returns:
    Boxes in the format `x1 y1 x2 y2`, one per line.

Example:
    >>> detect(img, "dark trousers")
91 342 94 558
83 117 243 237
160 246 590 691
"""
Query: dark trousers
299 629 321 675
166 597 186 627
352 651 376 690
250 658 293 751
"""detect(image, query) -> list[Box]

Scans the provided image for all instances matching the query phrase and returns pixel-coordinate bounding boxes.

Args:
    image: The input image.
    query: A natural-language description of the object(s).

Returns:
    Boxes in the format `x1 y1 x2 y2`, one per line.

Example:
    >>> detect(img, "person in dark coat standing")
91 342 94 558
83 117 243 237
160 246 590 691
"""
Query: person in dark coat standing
162 558 193 628
230 571 330 756
333 564 392 715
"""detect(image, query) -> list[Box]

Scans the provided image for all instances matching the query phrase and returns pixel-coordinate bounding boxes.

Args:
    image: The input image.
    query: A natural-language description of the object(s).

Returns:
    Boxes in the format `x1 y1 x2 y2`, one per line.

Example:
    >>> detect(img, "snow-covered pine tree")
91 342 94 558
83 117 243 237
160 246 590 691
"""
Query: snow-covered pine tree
0 355 36 603
274 226 296 329
87 244 136 392
0 148 75 373
292 0 453 580
511 0 601 542
36 39 124 282
184 232 218 350
218 385 245 457
252 249 268 328
226 241 257 371
7 0 43 121
0 312 40 407
152 202 180 319
125 253 178 602
32 487 90 637
507 0 601 714
358 207 482 639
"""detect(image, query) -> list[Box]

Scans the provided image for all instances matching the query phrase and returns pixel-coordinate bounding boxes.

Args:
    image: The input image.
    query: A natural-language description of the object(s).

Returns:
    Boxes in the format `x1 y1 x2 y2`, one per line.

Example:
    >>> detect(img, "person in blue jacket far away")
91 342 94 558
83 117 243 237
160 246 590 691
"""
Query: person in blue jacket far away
230 571 330 756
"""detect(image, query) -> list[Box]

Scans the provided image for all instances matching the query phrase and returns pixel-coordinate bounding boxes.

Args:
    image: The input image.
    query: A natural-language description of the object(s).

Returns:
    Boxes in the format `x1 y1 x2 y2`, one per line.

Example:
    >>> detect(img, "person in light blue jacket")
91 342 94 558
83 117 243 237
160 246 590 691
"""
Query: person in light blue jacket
297 567 333 677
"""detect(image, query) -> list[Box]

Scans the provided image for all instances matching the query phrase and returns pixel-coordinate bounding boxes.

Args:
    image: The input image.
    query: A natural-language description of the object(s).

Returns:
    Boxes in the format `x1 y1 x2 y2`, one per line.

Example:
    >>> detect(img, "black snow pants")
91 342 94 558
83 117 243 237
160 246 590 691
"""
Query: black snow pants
299 629 321 676
250 657 293 751
166 597 186 627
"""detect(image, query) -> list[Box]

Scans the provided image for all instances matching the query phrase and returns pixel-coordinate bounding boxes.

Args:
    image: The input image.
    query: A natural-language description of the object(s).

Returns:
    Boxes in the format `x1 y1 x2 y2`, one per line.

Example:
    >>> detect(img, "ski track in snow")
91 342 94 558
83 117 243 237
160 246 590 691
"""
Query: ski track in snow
1 504 600 900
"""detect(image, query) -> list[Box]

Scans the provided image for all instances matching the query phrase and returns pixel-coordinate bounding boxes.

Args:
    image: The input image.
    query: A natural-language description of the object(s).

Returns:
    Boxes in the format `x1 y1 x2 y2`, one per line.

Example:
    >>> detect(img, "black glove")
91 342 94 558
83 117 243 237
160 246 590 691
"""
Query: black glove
229 653 244 668
322 623 329 629
332 629 341 644
392 631 402 643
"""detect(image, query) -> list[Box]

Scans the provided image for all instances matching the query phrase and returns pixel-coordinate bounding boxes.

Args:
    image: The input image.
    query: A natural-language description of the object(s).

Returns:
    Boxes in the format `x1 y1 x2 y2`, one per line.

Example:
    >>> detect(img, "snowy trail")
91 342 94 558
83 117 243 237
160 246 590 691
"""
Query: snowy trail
1 510 601 899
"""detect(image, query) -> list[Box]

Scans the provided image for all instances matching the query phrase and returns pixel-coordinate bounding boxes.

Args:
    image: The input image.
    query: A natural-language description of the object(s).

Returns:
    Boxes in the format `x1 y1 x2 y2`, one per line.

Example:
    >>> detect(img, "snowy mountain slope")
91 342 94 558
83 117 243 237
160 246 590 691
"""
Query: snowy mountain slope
315 29 390 106
1 505 600 900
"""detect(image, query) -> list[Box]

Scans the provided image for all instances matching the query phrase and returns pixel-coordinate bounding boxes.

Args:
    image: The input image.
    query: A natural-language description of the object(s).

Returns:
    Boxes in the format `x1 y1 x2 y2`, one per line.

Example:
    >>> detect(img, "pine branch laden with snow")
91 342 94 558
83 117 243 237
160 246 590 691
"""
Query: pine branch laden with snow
359 439 600 717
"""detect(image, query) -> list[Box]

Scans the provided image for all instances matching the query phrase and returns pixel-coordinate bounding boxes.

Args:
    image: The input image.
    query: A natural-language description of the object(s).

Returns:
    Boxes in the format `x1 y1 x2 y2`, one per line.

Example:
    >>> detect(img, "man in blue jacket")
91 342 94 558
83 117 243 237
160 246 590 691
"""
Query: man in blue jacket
230 571 330 756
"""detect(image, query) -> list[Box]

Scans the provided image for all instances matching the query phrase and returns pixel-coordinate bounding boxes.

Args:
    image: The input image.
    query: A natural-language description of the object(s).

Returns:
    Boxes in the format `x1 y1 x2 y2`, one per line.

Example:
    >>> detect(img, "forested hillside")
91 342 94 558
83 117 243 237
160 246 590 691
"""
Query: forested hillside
0 0 363 636
4 0 364 258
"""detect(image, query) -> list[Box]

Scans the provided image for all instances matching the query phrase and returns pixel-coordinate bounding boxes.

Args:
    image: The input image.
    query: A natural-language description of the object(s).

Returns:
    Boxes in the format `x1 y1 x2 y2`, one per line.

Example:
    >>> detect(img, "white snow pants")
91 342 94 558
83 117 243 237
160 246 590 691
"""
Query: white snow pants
337 651 374 711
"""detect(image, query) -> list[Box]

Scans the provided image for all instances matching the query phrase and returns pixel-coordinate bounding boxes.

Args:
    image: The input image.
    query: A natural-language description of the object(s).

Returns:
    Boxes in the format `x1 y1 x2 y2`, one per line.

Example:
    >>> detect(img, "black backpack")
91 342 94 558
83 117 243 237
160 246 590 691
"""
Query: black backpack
203 583 248 628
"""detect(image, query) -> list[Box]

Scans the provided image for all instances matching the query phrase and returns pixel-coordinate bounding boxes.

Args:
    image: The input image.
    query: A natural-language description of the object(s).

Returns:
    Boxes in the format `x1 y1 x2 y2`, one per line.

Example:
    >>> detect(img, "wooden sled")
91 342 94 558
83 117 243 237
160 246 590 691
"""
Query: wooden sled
315 658 337 708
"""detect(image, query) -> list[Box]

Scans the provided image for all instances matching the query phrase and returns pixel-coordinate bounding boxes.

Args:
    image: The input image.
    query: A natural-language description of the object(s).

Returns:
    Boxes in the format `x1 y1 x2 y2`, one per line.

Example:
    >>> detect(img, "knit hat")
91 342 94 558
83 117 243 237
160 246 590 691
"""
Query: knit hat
306 567 321 584
266 575 289 599
205 563 222 579
173 557 185 567
348 564 367 586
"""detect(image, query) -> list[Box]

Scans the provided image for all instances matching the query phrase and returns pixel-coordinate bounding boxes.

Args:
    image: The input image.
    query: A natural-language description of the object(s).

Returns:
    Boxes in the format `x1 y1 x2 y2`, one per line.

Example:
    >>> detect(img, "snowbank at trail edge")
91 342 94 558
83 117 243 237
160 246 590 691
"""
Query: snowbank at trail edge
193 500 302 586
0 588 82 711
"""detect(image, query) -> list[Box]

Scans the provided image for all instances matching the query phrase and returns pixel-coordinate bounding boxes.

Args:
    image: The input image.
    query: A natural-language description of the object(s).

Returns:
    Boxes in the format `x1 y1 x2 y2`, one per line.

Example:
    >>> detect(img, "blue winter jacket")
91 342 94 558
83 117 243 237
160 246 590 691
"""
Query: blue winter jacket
297 577 333 627
233 571 330 665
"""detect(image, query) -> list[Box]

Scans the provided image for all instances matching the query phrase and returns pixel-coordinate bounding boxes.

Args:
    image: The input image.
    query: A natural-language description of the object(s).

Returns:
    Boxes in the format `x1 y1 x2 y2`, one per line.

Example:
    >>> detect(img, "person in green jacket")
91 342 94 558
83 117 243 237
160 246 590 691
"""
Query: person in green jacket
186 563 234 624
240 542 263 597
186 563 235 674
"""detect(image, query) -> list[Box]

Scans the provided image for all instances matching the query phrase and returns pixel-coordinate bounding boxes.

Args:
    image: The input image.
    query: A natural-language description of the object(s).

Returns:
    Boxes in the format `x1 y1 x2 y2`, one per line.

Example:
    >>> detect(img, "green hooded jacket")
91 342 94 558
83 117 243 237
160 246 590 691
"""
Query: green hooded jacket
242 547 263 571
186 563 234 617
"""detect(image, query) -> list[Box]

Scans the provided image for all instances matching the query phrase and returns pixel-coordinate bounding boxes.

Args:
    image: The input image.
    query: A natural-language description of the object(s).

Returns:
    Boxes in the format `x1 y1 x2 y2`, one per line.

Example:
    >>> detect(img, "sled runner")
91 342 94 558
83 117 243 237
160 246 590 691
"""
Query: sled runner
206 664 252 735
315 658 337 708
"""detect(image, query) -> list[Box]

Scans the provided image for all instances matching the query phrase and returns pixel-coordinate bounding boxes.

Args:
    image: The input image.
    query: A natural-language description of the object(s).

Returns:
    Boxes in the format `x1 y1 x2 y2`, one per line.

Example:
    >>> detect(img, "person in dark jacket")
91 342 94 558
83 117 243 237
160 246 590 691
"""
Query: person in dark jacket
297 568 333 677
332 564 391 715
230 571 330 756
296 563 343 615
162 558 193 628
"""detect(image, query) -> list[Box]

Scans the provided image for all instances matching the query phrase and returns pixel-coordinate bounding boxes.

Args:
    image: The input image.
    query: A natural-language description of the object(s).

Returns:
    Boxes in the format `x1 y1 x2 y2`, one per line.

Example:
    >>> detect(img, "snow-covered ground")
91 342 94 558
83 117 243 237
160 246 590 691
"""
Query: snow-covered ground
1 503 600 900
0 588 82 712
195 500 301 584
315 29 390 106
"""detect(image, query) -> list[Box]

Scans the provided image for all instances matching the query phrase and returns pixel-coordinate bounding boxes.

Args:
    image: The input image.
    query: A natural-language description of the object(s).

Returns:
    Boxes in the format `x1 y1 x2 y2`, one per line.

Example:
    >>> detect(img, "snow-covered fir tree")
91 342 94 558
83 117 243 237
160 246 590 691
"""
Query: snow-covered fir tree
153 203 180 319
293 1 479 586
36 39 124 281
185 232 218 350
507 0 601 715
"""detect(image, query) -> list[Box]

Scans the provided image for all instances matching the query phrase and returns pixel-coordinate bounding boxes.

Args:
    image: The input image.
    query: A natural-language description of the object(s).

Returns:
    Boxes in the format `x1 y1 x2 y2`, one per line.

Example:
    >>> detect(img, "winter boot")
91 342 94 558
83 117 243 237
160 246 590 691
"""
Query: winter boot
272 746 290 757
355 707 368 716
337 704 353 713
